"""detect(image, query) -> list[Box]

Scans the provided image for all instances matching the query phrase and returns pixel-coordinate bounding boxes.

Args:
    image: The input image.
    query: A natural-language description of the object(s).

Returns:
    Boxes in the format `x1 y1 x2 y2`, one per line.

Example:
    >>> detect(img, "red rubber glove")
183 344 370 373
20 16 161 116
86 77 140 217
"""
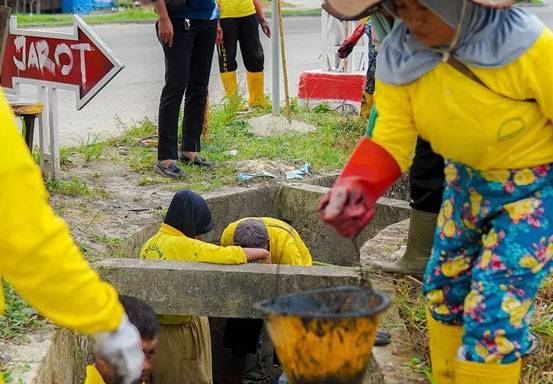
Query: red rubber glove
337 21 366 59
318 137 401 238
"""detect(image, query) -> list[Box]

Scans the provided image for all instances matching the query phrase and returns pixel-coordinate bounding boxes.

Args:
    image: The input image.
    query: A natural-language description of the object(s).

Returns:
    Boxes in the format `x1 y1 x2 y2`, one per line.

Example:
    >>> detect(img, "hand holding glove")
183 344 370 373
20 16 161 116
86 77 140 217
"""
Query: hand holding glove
93 314 144 384
337 21 366 59
318 137 401 238
318 177 375 238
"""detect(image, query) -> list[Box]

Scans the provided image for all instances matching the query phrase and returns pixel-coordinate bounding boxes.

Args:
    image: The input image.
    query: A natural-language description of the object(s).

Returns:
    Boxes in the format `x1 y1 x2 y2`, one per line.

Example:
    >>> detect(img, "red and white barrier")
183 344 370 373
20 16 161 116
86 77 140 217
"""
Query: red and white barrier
298 70 366 112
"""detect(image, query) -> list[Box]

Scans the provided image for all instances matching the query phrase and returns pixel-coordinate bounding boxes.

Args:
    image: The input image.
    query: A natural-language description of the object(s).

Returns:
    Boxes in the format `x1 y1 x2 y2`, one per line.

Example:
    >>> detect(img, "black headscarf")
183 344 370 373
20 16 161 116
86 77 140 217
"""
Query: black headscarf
164 190 214 237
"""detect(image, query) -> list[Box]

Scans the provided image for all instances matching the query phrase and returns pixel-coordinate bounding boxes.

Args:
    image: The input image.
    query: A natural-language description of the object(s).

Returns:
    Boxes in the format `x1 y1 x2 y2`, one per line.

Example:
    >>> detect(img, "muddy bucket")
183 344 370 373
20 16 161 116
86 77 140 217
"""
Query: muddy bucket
255 286 390 384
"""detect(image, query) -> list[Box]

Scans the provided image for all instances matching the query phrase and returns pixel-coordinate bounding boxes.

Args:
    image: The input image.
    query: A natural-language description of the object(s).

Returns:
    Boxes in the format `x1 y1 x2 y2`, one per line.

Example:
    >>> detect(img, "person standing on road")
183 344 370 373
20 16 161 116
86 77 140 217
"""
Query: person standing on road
154 0 219 179
0 91 143 384
216 0 271 109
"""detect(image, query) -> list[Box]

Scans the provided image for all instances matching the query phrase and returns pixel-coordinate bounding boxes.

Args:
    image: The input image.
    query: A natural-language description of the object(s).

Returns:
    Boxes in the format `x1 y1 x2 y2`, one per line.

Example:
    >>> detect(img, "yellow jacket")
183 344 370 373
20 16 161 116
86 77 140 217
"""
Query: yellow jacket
373 28 553 172
0 91 123 335
84 365 106 384
140 223 247 264
220 218 313 266
140 223 247 324
218 0 255 19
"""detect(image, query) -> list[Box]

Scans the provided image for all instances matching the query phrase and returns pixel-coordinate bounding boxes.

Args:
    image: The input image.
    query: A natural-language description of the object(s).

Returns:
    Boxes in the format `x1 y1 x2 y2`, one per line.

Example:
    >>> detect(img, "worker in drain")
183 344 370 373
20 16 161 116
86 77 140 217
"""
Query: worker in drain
220 218 313 383
85 296 159 384
216 0 271 109
139 189 270 384
319 0 553 382
221 218 313 266
0 92 142 384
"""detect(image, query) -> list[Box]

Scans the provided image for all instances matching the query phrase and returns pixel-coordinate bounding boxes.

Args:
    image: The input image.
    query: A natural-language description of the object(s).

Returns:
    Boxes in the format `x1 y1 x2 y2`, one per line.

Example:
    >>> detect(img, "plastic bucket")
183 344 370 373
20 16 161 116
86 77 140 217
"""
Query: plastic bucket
255 286 391 384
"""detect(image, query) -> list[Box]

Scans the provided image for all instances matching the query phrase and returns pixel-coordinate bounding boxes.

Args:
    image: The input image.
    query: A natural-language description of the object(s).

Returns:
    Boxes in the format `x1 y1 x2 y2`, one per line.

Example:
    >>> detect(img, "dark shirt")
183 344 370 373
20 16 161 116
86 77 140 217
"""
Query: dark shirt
154 0 219 20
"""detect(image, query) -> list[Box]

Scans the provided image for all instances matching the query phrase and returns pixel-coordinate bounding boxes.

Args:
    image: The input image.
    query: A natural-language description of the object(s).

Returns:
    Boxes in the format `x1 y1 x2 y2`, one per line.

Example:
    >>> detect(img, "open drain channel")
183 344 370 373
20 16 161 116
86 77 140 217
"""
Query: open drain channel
9 178 410 384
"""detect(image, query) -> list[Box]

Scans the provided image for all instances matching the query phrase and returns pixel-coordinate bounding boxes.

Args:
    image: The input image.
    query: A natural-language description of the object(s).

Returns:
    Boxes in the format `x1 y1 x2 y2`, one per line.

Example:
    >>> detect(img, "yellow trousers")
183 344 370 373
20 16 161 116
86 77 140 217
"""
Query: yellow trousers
152 316 213 384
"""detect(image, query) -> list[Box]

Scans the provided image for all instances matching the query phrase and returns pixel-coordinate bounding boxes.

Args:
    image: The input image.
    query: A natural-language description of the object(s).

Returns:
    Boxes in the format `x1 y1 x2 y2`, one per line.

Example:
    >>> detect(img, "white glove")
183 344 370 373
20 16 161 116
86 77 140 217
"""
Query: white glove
92 314 144 384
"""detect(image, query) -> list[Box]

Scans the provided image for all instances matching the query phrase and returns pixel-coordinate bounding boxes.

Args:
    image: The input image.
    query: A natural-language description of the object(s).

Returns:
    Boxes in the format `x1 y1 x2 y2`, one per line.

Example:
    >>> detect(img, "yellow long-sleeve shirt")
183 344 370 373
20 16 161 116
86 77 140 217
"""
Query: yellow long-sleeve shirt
373 28 553 172
0 92 123 336
220 218 313 266
140 223 247 264
218 0 255 19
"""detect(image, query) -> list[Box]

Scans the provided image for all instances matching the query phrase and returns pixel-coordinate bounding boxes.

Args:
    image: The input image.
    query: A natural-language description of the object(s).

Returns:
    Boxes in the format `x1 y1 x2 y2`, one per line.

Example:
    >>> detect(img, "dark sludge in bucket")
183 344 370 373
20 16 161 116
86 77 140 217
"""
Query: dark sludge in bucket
255 286 391 384
259 286 389 319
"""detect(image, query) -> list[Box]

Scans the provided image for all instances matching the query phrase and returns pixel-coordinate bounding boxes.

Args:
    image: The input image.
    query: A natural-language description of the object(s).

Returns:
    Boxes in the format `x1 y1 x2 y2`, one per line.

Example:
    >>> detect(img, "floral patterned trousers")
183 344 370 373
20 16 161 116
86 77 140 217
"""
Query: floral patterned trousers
423 161 553 364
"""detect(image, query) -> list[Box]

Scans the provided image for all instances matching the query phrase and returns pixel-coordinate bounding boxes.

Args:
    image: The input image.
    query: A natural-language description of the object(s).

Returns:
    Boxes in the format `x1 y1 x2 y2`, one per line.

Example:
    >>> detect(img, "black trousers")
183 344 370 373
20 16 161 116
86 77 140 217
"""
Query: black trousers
409 138 445 214
217 14 264 73
157 18 217 161
223 318 264 355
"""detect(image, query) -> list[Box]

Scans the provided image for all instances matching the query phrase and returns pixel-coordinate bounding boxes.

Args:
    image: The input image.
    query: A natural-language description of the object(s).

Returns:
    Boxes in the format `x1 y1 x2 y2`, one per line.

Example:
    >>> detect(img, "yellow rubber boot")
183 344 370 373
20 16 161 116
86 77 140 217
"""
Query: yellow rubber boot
220 71 238 98
220 71 247 111
455 359 521 384
427 308 464 384
247 71 270 109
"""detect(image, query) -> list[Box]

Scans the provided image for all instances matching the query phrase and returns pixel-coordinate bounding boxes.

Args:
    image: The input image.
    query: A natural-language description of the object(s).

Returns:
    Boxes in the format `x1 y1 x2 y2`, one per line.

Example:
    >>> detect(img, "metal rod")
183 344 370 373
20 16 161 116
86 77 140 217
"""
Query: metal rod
277 0 291 122
271 0 280 116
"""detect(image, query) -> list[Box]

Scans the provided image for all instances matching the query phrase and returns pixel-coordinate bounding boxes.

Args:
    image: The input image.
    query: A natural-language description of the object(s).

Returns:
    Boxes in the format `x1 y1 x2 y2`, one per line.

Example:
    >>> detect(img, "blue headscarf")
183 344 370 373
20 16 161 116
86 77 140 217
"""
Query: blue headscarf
376 0 544 85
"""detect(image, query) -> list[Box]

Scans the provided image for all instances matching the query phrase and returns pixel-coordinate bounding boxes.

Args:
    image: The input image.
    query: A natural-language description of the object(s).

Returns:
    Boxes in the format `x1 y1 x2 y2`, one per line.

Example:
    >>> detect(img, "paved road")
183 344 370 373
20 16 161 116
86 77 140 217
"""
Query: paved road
18 16 322 146
18 4 553 146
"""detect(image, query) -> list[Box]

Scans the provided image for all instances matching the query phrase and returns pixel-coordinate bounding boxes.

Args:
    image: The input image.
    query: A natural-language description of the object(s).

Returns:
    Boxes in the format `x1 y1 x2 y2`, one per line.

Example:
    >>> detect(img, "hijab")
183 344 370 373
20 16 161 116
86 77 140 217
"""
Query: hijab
376 0 544 85
164 190 214 237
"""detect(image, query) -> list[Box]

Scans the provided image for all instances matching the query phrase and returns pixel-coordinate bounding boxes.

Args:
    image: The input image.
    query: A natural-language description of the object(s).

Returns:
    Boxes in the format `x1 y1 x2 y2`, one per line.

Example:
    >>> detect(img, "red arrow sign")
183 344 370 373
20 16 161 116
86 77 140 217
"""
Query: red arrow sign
1 15 123 110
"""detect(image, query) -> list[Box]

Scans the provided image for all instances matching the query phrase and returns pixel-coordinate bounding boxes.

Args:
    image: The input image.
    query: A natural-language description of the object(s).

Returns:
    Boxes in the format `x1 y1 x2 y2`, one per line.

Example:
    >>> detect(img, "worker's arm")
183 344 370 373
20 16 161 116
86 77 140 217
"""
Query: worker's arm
338 20 366 59
253 0 270 38
318 81 416 238
154 0 174 47
216 0 224 45
175 237 271 264
371 80 418 172
0 99 124 334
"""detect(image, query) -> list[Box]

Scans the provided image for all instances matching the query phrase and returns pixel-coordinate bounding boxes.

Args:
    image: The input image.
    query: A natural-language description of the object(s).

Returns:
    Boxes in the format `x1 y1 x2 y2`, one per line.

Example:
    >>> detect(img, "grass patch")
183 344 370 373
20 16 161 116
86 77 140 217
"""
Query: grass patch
90 233 120 248
15 6 319 28
0 281 43 340
91 98 365 192
16 8 157 27
73 135 106 163
46 176 90 197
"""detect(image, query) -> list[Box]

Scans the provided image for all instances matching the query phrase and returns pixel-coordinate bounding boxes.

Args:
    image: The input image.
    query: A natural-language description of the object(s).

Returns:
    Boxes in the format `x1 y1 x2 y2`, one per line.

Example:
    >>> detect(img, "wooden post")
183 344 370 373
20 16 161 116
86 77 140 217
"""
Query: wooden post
276 0 291 122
